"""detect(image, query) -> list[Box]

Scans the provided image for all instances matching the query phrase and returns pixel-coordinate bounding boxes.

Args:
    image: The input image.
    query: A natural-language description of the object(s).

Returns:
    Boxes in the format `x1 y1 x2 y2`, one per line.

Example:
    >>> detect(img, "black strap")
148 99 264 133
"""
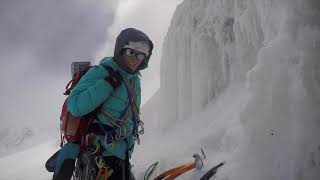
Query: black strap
88 122 113 135
100 65 118 78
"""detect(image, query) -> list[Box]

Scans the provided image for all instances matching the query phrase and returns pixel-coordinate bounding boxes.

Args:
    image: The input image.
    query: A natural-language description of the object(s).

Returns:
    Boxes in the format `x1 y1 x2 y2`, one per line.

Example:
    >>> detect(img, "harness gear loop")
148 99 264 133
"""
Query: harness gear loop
95 157 114 180
95 156 103 169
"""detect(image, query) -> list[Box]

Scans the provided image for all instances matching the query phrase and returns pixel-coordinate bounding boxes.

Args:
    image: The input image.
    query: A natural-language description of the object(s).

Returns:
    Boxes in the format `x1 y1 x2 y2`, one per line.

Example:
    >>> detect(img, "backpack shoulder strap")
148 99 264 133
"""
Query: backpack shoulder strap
100 64 117 77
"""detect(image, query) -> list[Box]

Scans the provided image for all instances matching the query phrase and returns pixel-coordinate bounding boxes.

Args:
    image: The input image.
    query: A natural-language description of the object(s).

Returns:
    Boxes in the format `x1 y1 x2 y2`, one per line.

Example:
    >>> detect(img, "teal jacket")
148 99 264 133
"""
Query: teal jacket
67 57 141 160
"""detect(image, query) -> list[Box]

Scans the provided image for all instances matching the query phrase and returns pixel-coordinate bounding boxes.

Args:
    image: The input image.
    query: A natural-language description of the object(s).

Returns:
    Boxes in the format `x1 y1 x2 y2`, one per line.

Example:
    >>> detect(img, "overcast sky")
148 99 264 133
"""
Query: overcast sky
0 0 181 130
0 0 116 76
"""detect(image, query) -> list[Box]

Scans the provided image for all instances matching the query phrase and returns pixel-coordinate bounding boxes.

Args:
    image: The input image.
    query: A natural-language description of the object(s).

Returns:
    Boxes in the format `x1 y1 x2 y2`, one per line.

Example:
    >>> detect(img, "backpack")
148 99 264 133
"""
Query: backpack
59 61 142 147
60 62 94 145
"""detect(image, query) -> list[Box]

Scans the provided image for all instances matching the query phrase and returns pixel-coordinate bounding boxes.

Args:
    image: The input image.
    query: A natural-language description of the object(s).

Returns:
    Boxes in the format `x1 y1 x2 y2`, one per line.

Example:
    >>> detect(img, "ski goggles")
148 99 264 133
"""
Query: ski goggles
124 48 147 61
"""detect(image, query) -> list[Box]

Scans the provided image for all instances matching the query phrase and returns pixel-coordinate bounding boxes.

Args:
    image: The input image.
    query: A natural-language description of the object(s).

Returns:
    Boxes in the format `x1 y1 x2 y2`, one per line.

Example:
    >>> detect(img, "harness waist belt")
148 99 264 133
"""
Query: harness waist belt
88 122 113 136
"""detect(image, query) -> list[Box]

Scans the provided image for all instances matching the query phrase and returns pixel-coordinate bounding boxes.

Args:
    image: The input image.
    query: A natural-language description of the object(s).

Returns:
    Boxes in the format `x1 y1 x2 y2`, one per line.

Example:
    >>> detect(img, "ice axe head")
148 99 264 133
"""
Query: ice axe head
193 153 204 169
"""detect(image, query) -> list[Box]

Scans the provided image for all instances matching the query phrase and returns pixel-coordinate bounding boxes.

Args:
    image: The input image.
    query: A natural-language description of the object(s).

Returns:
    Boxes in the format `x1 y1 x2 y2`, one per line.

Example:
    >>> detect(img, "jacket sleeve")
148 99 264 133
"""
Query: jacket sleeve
67 65 114 117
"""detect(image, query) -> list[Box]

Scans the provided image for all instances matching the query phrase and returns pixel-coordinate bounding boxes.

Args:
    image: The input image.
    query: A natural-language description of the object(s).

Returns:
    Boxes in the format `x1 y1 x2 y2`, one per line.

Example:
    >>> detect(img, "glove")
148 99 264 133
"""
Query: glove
104 70 122 89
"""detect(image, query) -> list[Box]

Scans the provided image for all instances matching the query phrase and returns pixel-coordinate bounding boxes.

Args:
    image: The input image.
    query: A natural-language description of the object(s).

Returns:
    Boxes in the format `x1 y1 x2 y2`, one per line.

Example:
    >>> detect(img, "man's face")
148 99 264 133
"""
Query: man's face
122 48 146 72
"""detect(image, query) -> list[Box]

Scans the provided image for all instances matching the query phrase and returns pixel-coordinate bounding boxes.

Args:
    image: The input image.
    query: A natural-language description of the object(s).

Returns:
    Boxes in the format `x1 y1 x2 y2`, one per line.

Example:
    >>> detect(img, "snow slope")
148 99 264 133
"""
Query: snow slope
0 76 64 158
0 140 59 179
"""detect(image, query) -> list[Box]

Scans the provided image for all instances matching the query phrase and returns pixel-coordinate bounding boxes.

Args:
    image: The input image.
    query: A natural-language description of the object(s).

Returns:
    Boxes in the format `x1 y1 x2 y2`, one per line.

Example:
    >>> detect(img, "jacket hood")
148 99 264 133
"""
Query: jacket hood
114 28 154 73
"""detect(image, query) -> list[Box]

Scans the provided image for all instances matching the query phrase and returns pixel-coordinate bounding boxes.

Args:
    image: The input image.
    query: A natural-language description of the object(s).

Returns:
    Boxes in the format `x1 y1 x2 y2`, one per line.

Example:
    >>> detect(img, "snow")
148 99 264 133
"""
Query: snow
1 0 320 179
0 140 59 179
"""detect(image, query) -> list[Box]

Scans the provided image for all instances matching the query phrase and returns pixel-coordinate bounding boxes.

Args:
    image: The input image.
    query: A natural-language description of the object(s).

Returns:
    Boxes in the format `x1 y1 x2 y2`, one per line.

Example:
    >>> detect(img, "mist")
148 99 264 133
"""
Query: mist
0 0 117 156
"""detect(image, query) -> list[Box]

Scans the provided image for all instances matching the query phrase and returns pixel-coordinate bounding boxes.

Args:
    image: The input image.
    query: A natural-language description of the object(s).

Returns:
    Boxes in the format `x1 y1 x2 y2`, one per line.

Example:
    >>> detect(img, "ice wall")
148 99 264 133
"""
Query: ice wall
159 0 320 179
160 0 248 127
160 0 319 127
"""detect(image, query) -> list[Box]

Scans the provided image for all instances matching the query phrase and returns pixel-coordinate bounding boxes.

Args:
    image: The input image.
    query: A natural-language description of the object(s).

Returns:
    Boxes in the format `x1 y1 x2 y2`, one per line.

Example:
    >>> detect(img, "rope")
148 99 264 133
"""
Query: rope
123 79 145 137
91 142 101 155
98 77 144 145
100 110 121 128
